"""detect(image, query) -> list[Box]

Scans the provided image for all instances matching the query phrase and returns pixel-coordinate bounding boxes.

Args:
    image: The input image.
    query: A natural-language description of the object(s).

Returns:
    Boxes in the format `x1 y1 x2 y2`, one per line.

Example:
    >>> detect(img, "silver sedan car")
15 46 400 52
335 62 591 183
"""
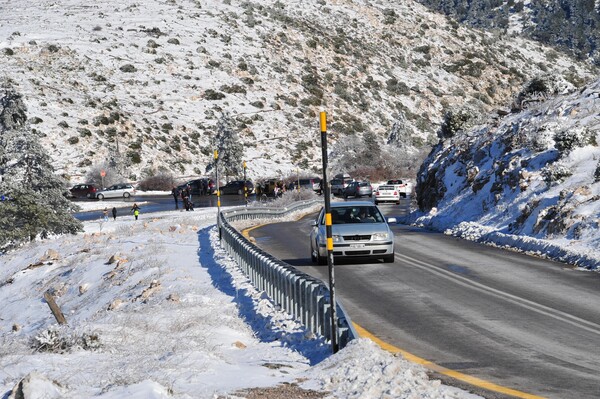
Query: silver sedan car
310 201 396 264
95 183 136 199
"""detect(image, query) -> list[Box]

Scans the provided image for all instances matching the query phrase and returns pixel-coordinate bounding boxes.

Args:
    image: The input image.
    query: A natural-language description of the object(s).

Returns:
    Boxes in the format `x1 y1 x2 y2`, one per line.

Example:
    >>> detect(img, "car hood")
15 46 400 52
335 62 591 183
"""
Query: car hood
328 223 391 235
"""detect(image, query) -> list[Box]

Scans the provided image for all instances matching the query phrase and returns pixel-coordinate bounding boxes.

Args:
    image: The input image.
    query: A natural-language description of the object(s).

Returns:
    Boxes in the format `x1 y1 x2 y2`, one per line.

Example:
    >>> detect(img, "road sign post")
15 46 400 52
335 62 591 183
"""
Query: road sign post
214 150 221 239
320 111 338 354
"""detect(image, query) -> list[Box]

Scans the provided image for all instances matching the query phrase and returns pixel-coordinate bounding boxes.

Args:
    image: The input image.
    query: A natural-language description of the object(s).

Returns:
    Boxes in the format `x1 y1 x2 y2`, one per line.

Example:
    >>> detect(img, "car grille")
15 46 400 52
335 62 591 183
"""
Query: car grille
346 250 370 255
343 234 371 241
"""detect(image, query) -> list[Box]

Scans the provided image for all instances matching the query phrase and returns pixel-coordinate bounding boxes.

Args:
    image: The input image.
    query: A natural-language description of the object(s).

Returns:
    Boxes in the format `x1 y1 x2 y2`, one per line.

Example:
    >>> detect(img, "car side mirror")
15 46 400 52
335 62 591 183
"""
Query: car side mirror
387 217 397 224
311 220 318 227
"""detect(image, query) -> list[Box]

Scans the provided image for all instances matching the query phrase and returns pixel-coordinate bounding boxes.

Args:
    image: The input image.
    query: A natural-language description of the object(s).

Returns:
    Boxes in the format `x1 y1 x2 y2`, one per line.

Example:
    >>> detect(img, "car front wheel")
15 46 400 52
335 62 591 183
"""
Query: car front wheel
123 192 130 198
317 254 327 265
383 253 395 263
86 193 92 199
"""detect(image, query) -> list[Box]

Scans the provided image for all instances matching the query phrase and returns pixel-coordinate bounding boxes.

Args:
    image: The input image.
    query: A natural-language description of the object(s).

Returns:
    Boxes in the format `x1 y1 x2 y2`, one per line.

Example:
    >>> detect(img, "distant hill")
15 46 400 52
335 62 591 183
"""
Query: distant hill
0 0 596 182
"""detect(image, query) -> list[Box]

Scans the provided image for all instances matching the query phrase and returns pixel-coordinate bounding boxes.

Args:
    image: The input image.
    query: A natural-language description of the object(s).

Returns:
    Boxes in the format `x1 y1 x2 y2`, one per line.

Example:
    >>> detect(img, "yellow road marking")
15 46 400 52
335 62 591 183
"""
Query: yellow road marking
353 323 546 399
241 223 268 243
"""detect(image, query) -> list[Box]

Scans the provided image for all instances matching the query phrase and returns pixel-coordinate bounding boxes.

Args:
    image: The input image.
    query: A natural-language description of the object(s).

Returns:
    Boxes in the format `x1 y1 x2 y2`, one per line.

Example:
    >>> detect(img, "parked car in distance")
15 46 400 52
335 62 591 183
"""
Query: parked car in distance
310 201 396 264
69 183 99 199
95 183 136 199
220 180 254 195
386 179 412 198
374 185 401 205
297 177 322 194
331 176 353 195
177 178 215 196
343 181 373 198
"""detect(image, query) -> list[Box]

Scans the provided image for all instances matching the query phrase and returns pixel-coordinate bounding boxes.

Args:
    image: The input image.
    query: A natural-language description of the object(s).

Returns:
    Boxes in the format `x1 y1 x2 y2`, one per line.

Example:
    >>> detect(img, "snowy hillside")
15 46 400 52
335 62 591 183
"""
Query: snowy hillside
0 0 596 183
414 77 600 270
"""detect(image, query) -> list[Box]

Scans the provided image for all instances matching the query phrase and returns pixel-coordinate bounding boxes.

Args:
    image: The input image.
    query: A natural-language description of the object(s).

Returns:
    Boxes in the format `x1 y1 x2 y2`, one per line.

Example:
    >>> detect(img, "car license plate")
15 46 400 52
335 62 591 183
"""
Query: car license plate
350 243 365 248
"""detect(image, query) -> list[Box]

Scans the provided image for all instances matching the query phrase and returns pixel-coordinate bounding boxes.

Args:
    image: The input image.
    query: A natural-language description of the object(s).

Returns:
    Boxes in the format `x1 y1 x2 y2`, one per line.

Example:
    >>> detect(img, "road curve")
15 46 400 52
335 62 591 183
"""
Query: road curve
247 205 600 399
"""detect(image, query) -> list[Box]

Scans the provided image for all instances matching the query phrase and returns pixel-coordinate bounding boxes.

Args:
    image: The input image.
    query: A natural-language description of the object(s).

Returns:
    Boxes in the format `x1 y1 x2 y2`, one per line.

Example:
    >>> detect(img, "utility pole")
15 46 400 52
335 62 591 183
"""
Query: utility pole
215 150 221 239
320 111 338 353
243 160 248 206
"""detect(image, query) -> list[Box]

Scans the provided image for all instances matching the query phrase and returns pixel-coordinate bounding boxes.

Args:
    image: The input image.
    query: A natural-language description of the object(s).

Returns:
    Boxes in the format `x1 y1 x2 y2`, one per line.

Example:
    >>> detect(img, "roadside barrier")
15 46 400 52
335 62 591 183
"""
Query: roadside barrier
218 199 357 349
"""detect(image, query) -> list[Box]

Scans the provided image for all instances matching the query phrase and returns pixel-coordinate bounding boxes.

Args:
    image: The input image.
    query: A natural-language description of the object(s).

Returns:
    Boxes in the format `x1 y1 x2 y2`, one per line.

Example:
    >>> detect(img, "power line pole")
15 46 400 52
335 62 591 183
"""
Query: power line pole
320 111 338 353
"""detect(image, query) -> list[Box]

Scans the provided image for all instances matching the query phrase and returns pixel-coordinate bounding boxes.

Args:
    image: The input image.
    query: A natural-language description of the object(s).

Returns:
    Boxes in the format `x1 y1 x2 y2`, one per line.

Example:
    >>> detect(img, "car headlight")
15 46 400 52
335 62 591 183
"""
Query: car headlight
319 234 342 244
372 232 389 241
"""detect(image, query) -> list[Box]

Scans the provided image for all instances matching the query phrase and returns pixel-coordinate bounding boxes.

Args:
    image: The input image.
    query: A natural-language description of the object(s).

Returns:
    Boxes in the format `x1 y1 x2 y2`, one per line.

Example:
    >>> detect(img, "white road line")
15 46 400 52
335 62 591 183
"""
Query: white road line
395 252 600 336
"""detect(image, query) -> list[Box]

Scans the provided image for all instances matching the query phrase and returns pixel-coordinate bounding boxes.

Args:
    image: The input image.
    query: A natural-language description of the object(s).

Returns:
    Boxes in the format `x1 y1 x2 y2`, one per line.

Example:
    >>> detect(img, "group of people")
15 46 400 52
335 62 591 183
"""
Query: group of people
255 181 287 197
171 185 194 211
102 203 141 221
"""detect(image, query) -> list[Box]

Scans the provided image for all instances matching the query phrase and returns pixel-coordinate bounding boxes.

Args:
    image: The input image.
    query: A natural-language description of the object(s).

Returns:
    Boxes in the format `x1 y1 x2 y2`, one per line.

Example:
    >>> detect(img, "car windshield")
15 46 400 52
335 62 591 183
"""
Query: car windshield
323 206 384 224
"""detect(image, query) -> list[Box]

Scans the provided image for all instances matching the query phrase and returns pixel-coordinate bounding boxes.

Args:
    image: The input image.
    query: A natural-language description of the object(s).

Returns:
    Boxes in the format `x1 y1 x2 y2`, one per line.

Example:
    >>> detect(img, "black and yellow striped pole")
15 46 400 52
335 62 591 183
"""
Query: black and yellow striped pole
243 160 248 206
320 111 338 353
215 150 221 239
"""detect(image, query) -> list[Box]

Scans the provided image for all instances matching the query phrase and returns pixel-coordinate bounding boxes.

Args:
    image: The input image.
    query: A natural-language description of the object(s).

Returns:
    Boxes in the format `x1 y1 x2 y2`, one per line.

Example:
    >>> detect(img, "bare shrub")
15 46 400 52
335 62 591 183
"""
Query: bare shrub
137 173 175 191
541 163 572 185
31 327 101 353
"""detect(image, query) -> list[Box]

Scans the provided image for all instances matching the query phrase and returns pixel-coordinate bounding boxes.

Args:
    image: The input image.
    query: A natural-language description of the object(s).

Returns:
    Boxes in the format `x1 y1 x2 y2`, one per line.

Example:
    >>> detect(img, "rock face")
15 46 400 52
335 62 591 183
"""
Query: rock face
415 77 600 241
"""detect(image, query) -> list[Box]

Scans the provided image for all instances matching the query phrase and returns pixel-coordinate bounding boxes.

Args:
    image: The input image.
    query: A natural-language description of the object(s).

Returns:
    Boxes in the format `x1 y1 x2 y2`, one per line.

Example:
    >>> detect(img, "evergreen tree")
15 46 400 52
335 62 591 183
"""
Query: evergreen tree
209 113 244 180
0 86 82 250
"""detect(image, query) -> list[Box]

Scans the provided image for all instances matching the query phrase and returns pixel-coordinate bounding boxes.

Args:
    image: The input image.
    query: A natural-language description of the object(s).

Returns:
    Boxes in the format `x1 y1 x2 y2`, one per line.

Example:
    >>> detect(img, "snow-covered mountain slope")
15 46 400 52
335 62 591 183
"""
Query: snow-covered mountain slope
414 77 600 270
0 0 595 182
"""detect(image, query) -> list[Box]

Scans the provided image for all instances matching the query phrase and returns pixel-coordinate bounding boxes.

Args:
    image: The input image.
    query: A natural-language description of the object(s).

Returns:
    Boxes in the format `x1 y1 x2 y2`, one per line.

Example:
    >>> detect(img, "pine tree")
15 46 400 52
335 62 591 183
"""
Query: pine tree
209 113 244 180
0 86 82 250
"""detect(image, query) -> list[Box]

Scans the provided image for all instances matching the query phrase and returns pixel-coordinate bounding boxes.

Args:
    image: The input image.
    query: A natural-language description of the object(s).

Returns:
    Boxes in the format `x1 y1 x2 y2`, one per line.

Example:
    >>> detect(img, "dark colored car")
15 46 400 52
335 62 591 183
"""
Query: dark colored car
177 178 215 196
221 180 254 195
69 183 99 199
343 181 373 198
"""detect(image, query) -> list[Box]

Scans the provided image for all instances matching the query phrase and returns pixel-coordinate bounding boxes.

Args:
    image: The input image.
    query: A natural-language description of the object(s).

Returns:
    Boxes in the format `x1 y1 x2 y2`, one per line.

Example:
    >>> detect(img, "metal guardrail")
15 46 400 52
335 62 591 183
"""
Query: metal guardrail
218 199 357 348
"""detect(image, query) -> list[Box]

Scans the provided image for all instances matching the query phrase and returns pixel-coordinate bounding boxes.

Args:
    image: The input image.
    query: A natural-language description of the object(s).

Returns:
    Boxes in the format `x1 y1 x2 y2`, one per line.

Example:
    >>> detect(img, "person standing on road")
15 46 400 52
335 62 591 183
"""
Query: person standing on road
181 189 189 211
171 186 179 210
131 203 140 220
112 207 117 221
102 208 109 222
186 184 192 202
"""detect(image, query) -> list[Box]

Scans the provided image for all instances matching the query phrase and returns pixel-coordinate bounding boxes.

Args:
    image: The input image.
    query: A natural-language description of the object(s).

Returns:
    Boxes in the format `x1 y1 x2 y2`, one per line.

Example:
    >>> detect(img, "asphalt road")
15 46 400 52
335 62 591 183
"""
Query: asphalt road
247 200 600 399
